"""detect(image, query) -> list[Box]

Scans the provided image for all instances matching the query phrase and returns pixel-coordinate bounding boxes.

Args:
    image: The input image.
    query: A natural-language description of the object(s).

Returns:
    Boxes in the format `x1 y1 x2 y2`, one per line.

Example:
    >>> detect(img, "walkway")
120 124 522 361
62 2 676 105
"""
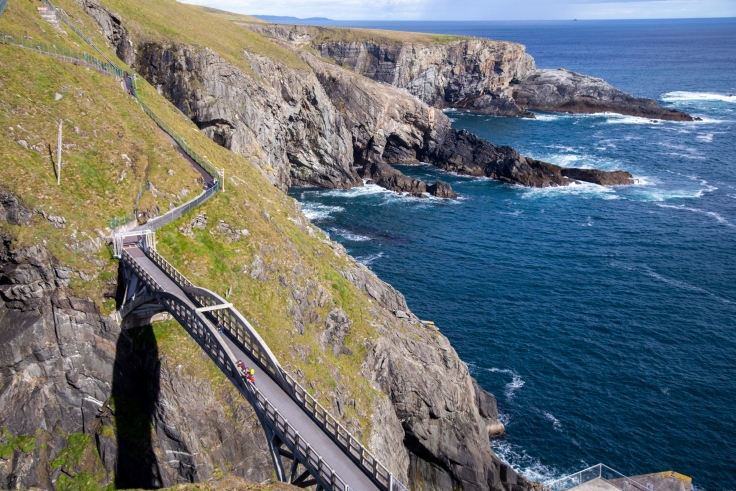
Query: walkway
125 244 379 491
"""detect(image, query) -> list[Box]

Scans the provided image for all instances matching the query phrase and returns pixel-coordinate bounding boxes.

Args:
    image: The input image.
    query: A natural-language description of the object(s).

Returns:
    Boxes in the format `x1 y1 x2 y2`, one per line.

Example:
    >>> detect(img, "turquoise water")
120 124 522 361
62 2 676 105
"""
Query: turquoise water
288 19 736 489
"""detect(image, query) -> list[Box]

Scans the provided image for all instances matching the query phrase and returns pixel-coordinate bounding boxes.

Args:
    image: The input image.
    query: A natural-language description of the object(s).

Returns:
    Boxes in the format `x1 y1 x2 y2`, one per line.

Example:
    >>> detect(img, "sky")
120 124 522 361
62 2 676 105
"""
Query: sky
181 0 736 20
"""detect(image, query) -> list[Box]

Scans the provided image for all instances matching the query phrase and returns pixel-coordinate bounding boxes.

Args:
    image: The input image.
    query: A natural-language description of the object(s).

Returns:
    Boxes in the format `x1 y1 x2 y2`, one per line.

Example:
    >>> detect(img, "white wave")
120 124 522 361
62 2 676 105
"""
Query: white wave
641 264 733 305
578 216 594 227
329 228 371 242
448 117 458 123
486 367 525 400
656 203 734 228
544 412 562 431
661 91 736 103
491 440 563 485
301 203 345 221
356 252 384 266
696 133 714 143
322 183 395 199
520 181 618 200
497 411 511 426
604 113 661 125
529 113 560 122
661 387 670 395
500 209 523 217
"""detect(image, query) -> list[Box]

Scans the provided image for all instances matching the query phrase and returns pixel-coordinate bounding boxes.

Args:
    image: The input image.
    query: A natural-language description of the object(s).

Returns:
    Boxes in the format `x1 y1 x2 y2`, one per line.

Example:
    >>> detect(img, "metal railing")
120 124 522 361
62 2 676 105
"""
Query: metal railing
121 249 352 491
0 31 125 77
141 182 219 231
547 464 649 491
135 96 220 180
0 0 9 17
139 247 408 491
42 0 128 73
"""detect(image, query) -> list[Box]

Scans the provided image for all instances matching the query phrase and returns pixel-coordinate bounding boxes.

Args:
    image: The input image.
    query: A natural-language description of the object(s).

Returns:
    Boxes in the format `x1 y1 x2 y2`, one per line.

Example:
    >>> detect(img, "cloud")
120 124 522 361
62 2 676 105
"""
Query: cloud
180 0 736 19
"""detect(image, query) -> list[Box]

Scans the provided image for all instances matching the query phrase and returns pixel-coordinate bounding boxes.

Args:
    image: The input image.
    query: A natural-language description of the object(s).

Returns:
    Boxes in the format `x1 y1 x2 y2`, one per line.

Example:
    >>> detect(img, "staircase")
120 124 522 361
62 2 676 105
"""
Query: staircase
37 6 62 31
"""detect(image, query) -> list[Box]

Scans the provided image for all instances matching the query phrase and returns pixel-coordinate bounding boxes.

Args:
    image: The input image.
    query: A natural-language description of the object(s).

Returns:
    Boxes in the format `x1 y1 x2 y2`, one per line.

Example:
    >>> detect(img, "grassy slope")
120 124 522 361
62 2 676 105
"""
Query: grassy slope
0 42 202 307
135 77 384 440
88 0 308 73
2 0 394 464
310 25 473 45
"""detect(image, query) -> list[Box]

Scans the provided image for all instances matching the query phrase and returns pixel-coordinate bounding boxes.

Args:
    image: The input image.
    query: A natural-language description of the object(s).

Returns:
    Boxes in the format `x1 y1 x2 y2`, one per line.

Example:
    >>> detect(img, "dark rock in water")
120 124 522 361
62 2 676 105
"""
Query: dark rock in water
427 179 459 198
561 168 634 186
514 69 693 121
422 129 633 187
360 161 459 198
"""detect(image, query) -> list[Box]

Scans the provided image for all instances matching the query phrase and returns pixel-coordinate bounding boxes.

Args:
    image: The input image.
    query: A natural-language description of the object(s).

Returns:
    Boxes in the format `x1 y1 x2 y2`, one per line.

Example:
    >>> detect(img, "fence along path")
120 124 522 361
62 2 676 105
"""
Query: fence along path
6 2 410 488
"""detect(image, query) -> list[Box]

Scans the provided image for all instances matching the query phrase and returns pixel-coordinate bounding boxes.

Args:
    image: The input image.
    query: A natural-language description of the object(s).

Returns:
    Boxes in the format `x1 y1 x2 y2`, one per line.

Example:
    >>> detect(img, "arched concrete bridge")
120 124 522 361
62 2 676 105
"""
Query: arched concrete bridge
116 237 403 491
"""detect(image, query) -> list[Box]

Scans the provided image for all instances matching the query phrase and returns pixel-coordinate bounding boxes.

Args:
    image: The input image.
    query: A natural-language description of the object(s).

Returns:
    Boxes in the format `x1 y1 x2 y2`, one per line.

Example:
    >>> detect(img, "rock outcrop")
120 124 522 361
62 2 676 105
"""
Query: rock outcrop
0 192 271 489
422 128 634 186
242 23 691 121
513 69 694 121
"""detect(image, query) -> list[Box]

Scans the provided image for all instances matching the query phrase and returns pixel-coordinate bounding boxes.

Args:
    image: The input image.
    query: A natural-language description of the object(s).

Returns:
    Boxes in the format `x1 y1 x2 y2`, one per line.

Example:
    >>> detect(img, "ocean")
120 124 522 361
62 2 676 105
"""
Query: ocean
287 19 736 489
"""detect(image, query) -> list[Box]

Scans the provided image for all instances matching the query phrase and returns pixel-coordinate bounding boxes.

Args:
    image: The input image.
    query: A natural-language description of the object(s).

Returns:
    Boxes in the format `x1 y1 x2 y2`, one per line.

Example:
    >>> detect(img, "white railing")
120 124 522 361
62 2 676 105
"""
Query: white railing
547 464 649 491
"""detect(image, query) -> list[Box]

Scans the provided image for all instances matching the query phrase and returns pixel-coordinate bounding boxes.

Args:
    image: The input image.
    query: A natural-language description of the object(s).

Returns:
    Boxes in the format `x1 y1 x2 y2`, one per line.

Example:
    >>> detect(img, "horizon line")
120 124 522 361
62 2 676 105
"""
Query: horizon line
252 15 736 22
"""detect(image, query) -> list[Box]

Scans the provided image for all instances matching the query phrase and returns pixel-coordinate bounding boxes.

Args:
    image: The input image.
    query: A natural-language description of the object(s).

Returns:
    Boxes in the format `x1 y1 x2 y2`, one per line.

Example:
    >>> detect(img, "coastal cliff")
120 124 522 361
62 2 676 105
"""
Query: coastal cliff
242 23 692 121
91 8 632 191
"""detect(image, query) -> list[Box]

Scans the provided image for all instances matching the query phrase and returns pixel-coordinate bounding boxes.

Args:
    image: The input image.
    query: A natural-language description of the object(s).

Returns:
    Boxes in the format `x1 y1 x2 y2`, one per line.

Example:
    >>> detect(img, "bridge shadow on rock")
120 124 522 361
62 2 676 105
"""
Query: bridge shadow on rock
112 322 163 489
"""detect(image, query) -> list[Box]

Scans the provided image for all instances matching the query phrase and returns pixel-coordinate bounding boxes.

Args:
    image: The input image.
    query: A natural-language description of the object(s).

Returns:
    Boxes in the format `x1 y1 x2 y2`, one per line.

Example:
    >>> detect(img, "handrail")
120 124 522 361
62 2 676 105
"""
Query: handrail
179 283 291 392
0 31 124 77
121 249 352 491
546 464 649 491
42 0 128 74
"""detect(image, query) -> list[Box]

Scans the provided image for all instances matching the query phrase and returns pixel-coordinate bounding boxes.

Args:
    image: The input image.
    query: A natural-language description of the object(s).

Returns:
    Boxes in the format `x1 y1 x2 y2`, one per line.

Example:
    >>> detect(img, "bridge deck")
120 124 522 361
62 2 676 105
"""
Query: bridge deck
127 246 379 491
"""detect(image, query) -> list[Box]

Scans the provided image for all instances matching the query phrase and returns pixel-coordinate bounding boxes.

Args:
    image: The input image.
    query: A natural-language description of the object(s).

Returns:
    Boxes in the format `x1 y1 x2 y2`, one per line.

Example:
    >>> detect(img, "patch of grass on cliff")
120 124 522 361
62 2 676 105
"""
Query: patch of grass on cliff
50 432 111 491
94 0 308 73
0 9 203 306
140 476 299 490
310 25 473 46
0 428 37 458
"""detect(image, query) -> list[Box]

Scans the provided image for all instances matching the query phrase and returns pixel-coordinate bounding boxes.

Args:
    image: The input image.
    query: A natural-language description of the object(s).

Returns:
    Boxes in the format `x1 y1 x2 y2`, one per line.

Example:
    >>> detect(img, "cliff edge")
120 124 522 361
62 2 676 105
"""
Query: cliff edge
241 23 692 121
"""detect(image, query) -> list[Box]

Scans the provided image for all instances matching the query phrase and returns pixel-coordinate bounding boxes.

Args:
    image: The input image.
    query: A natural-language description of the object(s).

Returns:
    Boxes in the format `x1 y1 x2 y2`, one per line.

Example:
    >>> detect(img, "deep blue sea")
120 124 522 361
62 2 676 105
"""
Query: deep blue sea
287 19 736 489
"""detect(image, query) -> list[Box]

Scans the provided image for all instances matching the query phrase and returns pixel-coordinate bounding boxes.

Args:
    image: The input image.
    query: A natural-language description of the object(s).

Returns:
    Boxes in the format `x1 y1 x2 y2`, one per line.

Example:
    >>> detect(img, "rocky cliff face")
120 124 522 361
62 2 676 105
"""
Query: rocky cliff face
135 42 359 192
244 23 536 117
512 69 693 121
243 23 691 121
0 191 270 489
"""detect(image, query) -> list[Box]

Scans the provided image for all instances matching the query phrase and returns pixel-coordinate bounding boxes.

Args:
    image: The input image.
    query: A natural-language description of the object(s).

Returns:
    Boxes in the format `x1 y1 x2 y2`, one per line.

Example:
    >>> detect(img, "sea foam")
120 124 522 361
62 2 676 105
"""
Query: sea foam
491 440 565 485
661 91 736 103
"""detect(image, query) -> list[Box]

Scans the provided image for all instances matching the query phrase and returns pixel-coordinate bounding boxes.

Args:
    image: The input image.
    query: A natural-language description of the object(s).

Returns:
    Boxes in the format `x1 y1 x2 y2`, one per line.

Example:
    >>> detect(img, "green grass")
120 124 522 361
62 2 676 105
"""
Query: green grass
0 0 407 452
0 37 201 307
309 25 473 45
93 0 308 74
0 428 37 459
